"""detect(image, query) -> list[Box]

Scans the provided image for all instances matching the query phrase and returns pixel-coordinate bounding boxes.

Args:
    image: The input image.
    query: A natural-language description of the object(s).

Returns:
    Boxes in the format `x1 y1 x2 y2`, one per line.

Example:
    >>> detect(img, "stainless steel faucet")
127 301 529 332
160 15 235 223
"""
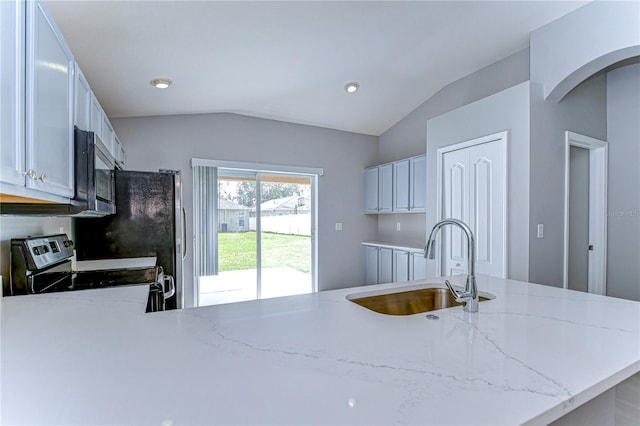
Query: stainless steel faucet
425 218 479 313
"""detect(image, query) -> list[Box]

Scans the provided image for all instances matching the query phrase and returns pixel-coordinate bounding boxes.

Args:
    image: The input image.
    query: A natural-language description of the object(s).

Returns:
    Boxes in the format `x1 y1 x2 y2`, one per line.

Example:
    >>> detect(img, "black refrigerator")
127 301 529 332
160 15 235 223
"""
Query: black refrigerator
73 169 185 309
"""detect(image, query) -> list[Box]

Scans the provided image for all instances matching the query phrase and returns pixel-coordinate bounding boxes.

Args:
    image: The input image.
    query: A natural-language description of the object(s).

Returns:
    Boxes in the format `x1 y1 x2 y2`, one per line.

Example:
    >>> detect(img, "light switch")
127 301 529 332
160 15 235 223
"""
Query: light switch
537 224 544 239
396 222 401 231
335 222 343 231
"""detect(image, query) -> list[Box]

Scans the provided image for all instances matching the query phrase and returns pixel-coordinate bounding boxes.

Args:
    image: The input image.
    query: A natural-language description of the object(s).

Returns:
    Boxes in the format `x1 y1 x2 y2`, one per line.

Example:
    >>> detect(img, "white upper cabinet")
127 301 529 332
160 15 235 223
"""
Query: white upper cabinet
89 91 102 137
25 0 74 198
409 154 426 211
74 63 91 131
1 0 25 188
364 154 425 214
393 159 410 212
101 114 114 156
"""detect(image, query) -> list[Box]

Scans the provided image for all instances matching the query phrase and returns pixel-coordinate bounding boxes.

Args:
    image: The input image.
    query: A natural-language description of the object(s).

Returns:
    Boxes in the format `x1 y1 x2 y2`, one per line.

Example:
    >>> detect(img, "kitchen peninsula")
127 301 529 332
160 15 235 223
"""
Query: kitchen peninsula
1 276 638 425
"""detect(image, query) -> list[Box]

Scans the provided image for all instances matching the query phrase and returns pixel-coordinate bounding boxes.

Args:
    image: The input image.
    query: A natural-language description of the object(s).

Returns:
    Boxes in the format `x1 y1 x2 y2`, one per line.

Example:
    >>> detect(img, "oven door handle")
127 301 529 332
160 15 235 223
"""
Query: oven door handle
163 275 175 300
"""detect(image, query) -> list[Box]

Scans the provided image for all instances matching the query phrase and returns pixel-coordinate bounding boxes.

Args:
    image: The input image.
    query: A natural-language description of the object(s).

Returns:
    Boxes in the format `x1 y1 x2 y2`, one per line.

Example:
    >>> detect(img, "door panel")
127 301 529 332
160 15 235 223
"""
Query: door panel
443 149 469 276
442 138 505 278
473 157 492 265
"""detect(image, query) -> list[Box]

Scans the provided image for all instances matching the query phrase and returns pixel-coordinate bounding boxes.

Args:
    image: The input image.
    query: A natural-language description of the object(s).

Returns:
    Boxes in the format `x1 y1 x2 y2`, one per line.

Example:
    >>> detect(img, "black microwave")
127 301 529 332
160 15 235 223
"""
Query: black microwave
72 127 116 216
0 127 116 216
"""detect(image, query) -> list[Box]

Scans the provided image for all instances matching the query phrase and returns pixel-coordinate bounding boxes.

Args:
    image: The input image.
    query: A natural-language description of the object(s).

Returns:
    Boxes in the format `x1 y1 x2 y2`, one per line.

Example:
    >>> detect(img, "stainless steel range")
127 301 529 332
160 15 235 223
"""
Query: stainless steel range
5 234 174 312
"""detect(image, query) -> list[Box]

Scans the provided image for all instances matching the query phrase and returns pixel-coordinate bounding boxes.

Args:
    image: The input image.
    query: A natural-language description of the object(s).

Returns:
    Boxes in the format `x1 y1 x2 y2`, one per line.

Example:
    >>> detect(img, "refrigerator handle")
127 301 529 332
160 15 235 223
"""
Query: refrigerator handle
182 208 187 260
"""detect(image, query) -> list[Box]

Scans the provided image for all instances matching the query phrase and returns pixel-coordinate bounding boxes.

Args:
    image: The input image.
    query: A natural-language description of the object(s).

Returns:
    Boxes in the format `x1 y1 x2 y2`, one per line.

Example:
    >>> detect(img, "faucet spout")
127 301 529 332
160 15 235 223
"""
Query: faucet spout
425 218 478 313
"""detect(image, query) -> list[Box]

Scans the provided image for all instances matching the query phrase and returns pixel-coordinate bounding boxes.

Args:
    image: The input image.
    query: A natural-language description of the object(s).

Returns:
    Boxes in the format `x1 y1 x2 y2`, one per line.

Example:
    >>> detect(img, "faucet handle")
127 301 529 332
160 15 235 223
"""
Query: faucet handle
445 280 468 303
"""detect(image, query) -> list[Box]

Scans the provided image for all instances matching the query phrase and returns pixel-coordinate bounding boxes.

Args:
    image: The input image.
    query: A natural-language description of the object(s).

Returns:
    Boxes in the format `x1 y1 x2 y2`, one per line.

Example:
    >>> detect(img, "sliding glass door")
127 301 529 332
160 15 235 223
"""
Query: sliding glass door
259 173 313 299
196 166 315 307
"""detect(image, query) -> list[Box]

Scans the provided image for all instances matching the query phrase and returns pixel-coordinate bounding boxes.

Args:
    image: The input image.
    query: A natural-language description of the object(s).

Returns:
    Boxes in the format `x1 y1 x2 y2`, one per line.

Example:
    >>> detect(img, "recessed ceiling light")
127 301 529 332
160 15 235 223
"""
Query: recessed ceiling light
344 81 360 93
150 78 172 89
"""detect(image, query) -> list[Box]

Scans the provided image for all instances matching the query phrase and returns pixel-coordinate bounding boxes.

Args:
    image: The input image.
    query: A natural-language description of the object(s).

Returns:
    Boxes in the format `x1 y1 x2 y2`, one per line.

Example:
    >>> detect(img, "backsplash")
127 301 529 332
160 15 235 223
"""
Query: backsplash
0 217 72 291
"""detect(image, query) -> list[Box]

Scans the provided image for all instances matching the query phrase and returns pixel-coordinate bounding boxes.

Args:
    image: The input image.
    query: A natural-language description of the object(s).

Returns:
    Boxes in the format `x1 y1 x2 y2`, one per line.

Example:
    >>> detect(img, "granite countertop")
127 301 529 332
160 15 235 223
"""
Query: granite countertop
1 275 638 425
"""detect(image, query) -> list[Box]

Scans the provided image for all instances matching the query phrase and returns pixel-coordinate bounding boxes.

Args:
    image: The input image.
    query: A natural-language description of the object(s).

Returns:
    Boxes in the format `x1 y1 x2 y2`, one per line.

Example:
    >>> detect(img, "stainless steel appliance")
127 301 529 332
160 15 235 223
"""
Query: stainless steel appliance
73 169 185 309
0 127 116 216
4 234 174 312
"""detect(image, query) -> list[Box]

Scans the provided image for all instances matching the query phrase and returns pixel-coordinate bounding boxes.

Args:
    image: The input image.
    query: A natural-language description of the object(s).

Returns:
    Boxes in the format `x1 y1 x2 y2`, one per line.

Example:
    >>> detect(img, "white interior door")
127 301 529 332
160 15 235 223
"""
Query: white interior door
441 135 506 278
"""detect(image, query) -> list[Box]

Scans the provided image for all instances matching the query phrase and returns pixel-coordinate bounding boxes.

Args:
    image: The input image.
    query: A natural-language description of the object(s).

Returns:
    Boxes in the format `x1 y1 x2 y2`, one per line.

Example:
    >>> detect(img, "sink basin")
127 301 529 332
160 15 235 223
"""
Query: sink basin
346 286 492 315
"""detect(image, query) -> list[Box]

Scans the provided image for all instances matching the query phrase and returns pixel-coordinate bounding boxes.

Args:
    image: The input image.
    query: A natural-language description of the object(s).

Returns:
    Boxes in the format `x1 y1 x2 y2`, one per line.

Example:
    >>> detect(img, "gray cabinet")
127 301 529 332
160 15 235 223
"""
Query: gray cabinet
364 243 425 285
409 155 426 211
393 159 410 212
25 0 74 198
364 245 393 285
410 252 427 280
378 164 393 213
364 154 425 214
364 167 379 213
393 249 410 282
364 163 393 213
1 0 25 188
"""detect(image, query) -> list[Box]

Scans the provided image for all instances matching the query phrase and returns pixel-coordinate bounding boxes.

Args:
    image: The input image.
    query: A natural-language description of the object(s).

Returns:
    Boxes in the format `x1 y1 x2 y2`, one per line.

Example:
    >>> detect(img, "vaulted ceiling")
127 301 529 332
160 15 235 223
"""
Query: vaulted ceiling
46 1 587 136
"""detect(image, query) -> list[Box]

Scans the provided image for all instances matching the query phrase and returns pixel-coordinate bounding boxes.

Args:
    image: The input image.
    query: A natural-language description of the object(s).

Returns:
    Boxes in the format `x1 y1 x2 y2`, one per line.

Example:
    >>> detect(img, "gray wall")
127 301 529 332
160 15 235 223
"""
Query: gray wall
568 146 589 293
376 48 530 246
606 62 640 301
529 0 640 102
426 82 531 282
111 113 378 308
528 73 608 287
0 217 72 291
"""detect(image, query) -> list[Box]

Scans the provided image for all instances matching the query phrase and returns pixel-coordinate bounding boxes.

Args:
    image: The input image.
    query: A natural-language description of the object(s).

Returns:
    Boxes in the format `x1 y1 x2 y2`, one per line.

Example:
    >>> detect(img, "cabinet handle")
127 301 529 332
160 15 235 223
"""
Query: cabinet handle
21 169 37 179
37 174 47 183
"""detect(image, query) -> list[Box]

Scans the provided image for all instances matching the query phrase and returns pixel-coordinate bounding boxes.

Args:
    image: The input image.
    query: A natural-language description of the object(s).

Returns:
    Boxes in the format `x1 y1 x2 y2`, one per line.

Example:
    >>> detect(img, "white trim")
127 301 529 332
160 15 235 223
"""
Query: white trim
435 131 508 278
563 131 608 295
256 174 262 299
191 158 324 176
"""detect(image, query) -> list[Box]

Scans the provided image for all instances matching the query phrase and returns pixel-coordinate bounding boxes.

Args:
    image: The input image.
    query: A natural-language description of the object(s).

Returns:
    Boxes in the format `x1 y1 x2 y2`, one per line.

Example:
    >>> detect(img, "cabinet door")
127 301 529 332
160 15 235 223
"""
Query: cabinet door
364 167 379 213
102 115 114 156
378 247 393 284
114 135 124 169
393 249 410 282
410 155 426 211
25 0 74 197
1 0 25 187
378 164 393 213
89 91 102 137
74 63 91 131
410 252 427 280
393 160 410 212
364 246 379 285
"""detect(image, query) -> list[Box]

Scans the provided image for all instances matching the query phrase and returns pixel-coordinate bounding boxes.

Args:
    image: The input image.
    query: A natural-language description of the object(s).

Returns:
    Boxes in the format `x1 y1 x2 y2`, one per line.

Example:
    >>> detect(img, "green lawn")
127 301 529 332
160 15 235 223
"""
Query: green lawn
218 231 311 273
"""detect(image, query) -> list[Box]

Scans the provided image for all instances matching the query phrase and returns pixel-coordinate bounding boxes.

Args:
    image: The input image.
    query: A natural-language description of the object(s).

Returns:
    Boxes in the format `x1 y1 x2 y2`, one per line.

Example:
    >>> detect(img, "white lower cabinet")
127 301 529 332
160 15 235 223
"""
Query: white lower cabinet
364 243 426 285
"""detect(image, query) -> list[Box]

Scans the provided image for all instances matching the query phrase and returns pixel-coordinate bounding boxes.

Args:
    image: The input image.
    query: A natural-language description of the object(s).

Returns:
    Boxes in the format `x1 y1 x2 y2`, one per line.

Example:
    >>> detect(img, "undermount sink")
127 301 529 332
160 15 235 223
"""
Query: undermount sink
346 285 494 316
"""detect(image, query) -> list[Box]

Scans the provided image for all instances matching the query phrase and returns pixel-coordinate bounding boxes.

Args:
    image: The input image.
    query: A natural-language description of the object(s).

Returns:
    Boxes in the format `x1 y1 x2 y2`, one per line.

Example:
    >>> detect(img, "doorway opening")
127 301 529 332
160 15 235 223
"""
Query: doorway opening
192 160 321 307
563 131 608 295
